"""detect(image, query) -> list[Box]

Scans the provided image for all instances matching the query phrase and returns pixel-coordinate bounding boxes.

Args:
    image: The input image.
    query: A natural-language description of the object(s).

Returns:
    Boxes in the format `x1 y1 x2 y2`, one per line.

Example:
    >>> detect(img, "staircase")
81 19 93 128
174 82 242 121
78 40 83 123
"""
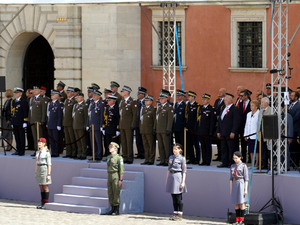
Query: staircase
45 163 144 214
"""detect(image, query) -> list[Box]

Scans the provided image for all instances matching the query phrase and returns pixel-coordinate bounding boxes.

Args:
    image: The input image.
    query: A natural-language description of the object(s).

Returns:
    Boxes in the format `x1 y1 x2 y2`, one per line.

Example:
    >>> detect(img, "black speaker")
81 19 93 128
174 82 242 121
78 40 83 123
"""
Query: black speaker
0 76 5 92
263 115 278 139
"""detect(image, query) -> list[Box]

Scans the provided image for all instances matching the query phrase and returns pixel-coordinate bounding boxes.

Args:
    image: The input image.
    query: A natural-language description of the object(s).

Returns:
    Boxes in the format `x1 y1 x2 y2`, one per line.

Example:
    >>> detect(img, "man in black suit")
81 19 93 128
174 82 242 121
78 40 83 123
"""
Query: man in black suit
235 86 245 107
173 89 186 149
217 93 240 167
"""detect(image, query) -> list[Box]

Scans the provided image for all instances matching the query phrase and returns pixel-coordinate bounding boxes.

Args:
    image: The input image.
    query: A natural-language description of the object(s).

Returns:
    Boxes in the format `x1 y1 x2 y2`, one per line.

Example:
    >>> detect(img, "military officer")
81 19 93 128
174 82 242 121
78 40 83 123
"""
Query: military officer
154 90 174 166
74 88 81 98
196 94 216 166
47 90 64 157
29 85 47 156
10 88 29 156
85 85 96 157
185 91 201 164
103 88 113 106
161 89 174 106
140 95 156 165
73 93 88 160
110 81 122 106
56 81 67 103
102 88 113 156
40 86 50 145
119 85 138 164
103 95 120 156
63 87 77 158
173 90 186 149
86 89 105 161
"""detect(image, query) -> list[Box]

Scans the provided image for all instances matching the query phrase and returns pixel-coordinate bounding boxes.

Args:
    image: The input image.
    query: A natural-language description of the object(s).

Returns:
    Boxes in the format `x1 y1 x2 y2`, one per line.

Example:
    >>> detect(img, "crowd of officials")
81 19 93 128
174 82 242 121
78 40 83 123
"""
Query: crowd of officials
2 81 300 170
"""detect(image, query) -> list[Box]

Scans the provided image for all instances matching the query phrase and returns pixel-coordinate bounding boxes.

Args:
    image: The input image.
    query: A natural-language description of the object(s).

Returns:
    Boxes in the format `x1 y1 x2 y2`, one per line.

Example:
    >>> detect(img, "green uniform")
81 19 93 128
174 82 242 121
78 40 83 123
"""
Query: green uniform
107 153 124 206
59 90 67 153
113 92 122 107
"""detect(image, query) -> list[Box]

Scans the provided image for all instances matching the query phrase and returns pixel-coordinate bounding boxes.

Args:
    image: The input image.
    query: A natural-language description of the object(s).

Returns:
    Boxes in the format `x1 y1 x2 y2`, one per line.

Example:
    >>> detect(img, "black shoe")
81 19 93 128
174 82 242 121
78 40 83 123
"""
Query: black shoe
187 160 195 164
134 155 142 159
148 162 154 165
95 158 102 161
80 157 87 160
63 155 71 158
18 153 25 156
140 162 149 165
192 161 199 165
163 163 168 166
199 162 206 166
217 164 228 168
105 206 115 215
127 161 133 164
12 152 19 155
212 157 221 161
112 206 119 215
51 155 59 158
206 163 211 166
156 163 164 166
140 155 145 159
36 203 45 209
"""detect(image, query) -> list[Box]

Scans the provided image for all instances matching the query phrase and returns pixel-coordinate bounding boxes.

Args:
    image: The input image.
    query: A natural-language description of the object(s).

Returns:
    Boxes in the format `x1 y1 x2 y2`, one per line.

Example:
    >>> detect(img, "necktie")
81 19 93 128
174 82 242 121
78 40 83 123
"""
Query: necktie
37 151 41 161
237 97 241 107
234 164 238 176
217 99 222 107
243 102 245 113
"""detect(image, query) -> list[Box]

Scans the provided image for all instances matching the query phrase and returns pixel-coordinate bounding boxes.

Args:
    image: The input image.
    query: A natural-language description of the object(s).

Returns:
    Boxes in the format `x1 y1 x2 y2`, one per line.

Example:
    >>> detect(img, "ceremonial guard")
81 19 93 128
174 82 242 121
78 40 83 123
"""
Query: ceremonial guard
185 91 201 164
140 95 156 165
105 142 124 216
154 89 174 166
47 90 63 157
10 88 29 156
110 81 122 106
196 94 216 165
86 89 104 161
56 81 67 103
62 87 77 158
173 90 186 149
73 93 88 160
119 85 138 164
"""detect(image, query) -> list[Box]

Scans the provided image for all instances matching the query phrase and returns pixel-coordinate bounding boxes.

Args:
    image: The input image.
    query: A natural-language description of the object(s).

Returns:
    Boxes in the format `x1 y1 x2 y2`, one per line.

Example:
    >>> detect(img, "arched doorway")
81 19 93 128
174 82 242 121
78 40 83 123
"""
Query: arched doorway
23 35 54 96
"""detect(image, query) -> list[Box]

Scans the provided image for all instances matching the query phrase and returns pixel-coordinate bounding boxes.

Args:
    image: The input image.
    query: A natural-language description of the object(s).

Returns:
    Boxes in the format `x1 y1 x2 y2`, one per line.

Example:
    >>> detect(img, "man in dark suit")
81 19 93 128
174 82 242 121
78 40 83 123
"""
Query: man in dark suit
289 91 300 166
217 93 240 167
173 90 186 149
235 86 245 107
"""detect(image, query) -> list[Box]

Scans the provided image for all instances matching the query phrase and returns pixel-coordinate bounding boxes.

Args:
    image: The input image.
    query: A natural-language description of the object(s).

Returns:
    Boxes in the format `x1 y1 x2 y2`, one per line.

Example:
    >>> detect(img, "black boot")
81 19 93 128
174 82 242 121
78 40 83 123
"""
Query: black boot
112 205 119 215
105 206 115 215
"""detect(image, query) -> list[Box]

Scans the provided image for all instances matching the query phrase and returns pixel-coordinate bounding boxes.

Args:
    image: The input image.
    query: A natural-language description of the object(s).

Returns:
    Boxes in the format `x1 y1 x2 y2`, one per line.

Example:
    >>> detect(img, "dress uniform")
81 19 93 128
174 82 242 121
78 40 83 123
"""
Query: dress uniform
73 93 88 159
213 96 225 161
196 94 216 165
86 89 105 160
41 86 51 145
57 81 67 103
154 90 174 166
110 81 122 106
85 86 95 156
10 88 29 156
63 87 77 158
102 88 114 156
140 95 156 165
47 90 64 157
119 85 138 164
173 90 186 149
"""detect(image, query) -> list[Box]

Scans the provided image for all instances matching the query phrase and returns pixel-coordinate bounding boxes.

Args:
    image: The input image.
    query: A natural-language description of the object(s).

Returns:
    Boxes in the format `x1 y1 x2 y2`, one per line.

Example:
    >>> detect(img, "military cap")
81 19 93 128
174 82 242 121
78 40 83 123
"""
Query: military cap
156 99 160 104
176 89 185 96
188 91 197 97
174 143 183 150
138 87 147 95
245 89 252 95
104 88 113 93
67 87 75 93
33 85 40 89
51 89 60 95
233 151 242 157
57 81 66 88
266 83 271 89
41 86 46 91
93 89 102 96
161 89 171 96
226 93 234 98
38 138 47 143
145 95 154 101
77 92 84 97
74 87 81 92
107 95 117 101
110 81 120 88
109 142 119 149
288 88 293 93
91 83 100 90
159 92 169 98
14 87 24 93
121 85 132 93
87 87 94 92
202 93 211 99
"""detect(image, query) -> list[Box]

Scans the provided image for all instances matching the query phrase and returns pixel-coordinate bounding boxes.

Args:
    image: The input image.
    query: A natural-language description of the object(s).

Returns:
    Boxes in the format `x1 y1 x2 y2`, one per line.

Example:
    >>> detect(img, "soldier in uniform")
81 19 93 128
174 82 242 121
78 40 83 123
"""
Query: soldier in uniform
40 86 50 145
47 90 64 157
102 88 114 156
103 88 113 105
29 85 47 156
86 89 105 161
173 90 186 150
140 95 156 165
10 88 29 156
56 81 67 103
196 94 216 166
119 85 138 164
185 91 201 164
63 87 77 158
154 90 174 166
110 81 122 106
25 89 34 150
74 88 81 98
105 142 124 216
73 93 88 160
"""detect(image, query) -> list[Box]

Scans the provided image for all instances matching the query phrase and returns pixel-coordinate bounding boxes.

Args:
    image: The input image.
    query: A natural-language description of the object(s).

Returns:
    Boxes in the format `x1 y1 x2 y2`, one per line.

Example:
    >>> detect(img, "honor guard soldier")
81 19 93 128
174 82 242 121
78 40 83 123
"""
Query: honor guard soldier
10 88 29 156
119 85 138 164
86 89 105 161
154 90 174 166
73 93 88 160
47 90 64 157
56 81 67 103
173 90 186 149
63 87 77 158
29 85 47 156
110 81 122 106
185 91 201 164
196 94 216 166
140 95 156 165
135 87 147 159
103 95 120 156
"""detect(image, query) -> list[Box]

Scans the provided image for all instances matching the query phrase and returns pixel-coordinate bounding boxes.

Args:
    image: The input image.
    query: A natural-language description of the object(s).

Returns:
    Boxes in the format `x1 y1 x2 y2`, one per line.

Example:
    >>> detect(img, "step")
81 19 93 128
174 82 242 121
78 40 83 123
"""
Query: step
45 202 109 214
72 177 128 189
54 193 109 207
63 185 108 197
81 168 137 180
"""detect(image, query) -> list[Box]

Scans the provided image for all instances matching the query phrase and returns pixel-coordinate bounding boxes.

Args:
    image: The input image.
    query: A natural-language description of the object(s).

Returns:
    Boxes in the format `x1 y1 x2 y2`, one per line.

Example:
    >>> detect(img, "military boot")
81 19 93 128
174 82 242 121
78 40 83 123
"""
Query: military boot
105 206 115 215
112 205 119 215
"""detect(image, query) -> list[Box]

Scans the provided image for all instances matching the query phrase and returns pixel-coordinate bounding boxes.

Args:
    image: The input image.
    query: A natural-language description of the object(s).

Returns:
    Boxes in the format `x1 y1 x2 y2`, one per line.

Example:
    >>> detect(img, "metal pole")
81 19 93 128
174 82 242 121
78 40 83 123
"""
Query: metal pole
37 122 40 140
0 5 27 35
184 127 186 158
92 124 95 162
259 131 261 172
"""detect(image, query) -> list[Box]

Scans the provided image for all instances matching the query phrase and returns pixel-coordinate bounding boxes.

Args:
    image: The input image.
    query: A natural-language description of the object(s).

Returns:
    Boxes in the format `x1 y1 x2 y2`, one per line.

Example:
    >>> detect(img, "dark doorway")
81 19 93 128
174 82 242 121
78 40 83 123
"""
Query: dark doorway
23 35 54 96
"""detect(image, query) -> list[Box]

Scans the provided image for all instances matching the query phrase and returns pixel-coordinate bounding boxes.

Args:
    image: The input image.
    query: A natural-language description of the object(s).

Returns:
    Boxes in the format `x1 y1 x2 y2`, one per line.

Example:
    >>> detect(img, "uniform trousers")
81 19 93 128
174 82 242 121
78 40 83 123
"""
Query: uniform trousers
220 136 238 166
120 129 133 162
48 129 60 156
85 132 92 156
240 138 248 163
135 127 145 156
174 130 184 152
157 133 170 164
13 125 26 155
31 122 43 150
64 126 76 157
142 133 155 163
105 133 119 156
107 172 122 206
59 126 65 154
74 129 86 158
42 124 49 148
186 132 200 162
89 130 103 159
200 137 212 164
27 122 34 149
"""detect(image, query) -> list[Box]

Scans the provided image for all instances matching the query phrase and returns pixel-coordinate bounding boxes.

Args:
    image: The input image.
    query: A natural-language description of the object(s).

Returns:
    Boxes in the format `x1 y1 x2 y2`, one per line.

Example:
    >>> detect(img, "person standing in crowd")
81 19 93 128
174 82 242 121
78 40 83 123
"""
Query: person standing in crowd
56 81 67 103
103 88 113 106
217 93 240 168
40 86 51 144
235 86 245 107
135 87 147 159
197 94 216 166
154 89 174 166
185 91 200 164
35 138 51 209
173 90 186 150
74 88 81 98
165 144 187 221
140 95 156 165
85 86 95 157
105 142 124 216
10 88 29 156
62 87 77 158
2 89 13 151
230 151 249 225
119 85 137 164
25 89 34 150
73 93 88 160
102 88 114 156
47 90 63 157
110 81 122 106
265 83 273 106
184 91 189 105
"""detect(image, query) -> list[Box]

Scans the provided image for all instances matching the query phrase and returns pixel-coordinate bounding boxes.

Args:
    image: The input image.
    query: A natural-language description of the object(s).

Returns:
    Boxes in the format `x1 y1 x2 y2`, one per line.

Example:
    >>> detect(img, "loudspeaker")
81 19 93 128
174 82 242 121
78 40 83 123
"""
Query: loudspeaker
0 76 5 92
263 115 278 139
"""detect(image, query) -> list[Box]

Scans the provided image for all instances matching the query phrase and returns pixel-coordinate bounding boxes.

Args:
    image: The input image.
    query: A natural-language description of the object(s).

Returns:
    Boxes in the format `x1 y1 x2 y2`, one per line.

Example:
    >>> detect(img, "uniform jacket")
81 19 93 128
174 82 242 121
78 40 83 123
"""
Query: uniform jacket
238 100 251 135
136 98 145 127
288 101 300 135
119 96 138 130
10 97 29 126
230 162 249 181
47 100 63 129
235 97 242 107
85 98 93 107
244 110 260 140
60 91 67 103
63 97 76 127
86 100 105 130
29 94 47 123
185 101 200 132
43 95 51 103
107 153 124 174
217 104 240 136
103 104 120 135
196 104 216 136
173 101 186 132
113 92 122 107
72 101 88 130
213 98 225 116
168 154 187 173
140 105 156 134
154 102 173 133
2 99 12 121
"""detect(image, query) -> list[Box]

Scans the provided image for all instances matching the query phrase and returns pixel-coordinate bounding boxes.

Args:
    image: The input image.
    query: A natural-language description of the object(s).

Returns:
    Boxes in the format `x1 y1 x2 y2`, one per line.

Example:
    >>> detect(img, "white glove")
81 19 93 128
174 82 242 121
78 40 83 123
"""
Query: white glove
86 127 89 131
100 127 103 132
11 125 13 128
23 123 27 128
57 126 61 131
116 131 120 136
102 130 105 135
